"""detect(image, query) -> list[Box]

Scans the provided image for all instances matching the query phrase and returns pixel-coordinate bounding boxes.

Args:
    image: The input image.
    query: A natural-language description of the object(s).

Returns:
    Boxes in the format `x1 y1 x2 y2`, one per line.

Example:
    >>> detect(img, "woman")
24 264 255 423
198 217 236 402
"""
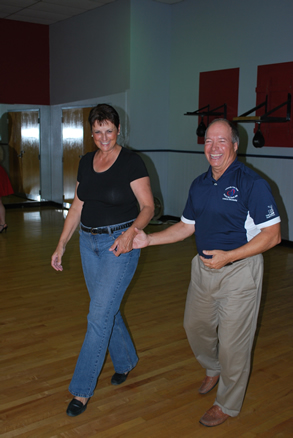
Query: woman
0 164 14 233
51 104 154 417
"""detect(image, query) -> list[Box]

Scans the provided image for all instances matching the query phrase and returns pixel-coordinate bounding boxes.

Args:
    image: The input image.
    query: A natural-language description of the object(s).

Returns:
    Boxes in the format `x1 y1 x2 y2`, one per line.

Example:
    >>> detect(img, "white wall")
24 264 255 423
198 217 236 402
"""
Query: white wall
49 0 131 105
129 0 171 151
128 0 171 203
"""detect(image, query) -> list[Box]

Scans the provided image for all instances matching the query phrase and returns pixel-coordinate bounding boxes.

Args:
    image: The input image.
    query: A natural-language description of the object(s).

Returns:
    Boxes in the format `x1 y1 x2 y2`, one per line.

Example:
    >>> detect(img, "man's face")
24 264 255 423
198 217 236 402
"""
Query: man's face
204 121 238 178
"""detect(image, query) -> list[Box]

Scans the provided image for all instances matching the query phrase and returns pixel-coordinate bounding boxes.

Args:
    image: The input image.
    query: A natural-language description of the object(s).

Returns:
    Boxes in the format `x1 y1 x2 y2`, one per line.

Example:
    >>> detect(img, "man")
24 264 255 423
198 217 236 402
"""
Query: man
133 119 281 427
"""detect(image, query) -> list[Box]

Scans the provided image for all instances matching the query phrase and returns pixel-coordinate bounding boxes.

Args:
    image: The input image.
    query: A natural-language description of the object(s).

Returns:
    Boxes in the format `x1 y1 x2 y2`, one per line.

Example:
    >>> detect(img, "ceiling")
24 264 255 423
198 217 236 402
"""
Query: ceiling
0 0 183 25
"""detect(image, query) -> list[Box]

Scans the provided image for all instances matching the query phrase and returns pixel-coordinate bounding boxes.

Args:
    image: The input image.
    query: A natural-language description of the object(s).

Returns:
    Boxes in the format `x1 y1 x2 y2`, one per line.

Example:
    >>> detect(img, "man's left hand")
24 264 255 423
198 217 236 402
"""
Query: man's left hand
200 250 231 269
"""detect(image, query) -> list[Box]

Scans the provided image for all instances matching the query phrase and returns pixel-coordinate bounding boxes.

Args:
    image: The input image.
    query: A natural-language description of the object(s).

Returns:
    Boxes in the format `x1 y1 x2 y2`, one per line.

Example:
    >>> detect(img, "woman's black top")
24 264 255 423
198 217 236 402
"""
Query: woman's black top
77 147 149 227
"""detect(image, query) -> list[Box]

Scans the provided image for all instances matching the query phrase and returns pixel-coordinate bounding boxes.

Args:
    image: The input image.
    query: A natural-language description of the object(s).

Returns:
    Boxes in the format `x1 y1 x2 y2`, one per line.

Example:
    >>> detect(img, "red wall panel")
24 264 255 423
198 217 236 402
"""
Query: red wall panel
0 19 50 105
255 62 293 147
197 68 239 144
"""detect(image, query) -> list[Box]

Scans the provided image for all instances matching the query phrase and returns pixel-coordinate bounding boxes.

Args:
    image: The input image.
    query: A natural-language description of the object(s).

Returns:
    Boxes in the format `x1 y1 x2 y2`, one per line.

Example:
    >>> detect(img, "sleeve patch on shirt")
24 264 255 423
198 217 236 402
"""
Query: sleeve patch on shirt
266 205 276 219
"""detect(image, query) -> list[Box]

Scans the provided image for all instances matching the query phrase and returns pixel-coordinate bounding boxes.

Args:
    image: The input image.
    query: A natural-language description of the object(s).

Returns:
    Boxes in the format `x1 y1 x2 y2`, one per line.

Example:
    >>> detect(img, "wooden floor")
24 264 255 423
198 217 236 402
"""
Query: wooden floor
1 207 293 438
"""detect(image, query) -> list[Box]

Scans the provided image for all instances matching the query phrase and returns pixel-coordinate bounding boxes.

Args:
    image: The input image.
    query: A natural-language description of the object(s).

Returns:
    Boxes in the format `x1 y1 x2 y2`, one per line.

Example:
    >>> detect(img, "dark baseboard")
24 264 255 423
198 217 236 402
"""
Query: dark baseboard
159 215 180 222
280 239 293 247
5 201 63 209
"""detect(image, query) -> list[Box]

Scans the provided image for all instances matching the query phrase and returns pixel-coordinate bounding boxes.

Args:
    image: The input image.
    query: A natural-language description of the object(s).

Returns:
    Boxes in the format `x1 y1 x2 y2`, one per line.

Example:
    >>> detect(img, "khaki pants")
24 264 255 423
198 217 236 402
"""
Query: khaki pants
183 254 264 417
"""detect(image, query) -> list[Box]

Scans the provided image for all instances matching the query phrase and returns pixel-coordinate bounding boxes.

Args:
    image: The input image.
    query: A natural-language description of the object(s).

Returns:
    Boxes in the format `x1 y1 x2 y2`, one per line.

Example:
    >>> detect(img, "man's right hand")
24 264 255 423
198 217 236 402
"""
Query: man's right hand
132 228 150 249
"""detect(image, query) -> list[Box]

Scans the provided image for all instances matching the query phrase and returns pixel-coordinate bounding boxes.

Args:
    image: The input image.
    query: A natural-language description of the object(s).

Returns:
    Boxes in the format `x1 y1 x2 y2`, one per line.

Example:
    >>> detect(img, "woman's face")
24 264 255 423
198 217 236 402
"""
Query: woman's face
91 120 120 153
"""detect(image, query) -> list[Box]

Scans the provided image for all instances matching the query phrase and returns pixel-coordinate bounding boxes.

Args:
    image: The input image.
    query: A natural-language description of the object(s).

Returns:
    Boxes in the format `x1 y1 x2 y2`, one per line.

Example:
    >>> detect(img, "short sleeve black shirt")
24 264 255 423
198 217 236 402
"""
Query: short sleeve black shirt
77 147 148 227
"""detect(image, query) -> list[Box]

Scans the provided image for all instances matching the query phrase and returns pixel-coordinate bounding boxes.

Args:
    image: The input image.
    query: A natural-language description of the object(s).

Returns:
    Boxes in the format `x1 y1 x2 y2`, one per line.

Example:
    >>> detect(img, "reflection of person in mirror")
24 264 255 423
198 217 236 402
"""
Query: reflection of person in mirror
51 104 154 417
0 163 14 233
133 119 281 427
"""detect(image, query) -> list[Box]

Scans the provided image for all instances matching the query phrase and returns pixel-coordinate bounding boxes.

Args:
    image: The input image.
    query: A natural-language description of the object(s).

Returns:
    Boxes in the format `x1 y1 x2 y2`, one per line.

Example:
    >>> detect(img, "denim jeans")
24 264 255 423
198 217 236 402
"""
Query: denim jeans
68 222 140 398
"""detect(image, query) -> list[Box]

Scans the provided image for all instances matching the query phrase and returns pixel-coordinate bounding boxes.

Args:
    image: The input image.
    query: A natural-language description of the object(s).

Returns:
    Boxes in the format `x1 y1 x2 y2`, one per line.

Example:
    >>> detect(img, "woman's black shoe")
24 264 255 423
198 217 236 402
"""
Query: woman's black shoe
111 371 130 385
66 398 89 417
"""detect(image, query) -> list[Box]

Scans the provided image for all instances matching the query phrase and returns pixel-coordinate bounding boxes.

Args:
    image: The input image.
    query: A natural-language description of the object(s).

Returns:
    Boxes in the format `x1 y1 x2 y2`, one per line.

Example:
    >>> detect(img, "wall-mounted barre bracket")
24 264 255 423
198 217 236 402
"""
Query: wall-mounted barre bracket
184 103 227 118
233 93 291 123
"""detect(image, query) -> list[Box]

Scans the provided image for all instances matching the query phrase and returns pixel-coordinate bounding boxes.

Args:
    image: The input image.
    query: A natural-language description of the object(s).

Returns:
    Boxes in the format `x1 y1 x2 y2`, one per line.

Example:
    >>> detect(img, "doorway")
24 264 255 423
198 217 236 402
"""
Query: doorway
62 107 94 205
8 110 41 201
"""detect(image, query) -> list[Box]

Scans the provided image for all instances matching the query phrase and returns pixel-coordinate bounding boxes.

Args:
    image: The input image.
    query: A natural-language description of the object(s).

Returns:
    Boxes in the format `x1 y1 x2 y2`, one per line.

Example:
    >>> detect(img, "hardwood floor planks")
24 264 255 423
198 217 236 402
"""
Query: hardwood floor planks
0 207 292 437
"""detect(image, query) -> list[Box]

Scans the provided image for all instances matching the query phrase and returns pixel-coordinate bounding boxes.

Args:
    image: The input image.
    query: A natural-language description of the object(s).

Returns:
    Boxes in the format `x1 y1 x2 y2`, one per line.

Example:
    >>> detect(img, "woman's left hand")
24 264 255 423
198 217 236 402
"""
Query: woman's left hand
109 228 136 256
109 176 155 257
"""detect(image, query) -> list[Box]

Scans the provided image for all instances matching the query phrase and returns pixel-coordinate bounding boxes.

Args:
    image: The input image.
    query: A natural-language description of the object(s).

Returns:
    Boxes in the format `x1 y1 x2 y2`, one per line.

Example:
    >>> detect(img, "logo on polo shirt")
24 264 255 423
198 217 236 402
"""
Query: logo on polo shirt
266 205 276 219
223 186 239 202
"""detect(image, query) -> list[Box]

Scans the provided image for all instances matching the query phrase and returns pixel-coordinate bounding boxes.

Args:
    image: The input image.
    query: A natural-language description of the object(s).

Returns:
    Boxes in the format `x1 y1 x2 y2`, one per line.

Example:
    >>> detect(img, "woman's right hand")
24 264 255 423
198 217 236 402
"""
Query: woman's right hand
51 182 83 272
51 244 65 271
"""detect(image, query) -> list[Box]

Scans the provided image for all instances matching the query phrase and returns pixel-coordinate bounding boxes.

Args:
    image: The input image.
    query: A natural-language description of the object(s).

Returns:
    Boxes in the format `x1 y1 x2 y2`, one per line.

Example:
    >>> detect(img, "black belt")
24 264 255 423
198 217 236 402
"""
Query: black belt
225 259 244 266
81 221 134 235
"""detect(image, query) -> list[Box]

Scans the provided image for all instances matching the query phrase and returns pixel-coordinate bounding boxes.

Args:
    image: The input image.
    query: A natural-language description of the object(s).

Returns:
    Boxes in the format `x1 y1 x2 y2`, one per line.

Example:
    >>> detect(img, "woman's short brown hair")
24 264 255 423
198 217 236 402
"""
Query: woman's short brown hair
88 104 120 129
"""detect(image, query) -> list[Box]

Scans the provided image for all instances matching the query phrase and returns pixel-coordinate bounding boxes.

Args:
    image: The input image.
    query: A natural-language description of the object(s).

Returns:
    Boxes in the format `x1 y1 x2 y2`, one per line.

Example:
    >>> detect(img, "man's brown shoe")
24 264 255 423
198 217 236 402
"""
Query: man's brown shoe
198 375 219 394
199 405 230 427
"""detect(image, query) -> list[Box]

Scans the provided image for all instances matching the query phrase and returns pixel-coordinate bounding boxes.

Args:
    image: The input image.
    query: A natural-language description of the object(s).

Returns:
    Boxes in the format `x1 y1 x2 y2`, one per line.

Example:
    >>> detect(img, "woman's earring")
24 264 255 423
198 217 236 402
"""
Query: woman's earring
91 134 93 137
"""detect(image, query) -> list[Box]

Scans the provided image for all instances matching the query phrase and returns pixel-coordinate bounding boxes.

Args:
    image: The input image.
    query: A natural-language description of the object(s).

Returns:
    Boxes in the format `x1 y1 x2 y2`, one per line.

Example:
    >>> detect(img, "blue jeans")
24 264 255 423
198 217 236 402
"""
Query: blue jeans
69 223 140 398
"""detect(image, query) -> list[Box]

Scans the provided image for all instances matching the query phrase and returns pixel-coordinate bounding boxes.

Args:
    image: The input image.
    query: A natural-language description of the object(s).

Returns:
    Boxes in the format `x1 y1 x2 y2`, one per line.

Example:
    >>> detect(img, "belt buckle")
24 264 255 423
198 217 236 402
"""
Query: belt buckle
90 228 98 235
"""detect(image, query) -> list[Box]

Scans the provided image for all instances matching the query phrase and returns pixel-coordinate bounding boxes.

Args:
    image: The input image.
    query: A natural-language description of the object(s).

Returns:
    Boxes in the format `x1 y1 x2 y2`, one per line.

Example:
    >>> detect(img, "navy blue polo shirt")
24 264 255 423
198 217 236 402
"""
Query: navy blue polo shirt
182 159 280 257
